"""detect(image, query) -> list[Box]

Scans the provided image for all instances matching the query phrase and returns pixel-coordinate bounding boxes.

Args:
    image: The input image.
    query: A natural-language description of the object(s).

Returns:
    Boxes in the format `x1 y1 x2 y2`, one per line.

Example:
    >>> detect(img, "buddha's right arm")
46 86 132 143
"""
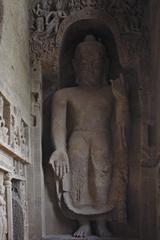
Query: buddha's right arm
50 91 69 178
51 90 67 152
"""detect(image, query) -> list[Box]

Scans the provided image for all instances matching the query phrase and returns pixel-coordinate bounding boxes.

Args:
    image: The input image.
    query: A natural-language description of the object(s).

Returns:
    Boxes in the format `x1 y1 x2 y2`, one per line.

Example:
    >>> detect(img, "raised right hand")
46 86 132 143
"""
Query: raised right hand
49 150 70 179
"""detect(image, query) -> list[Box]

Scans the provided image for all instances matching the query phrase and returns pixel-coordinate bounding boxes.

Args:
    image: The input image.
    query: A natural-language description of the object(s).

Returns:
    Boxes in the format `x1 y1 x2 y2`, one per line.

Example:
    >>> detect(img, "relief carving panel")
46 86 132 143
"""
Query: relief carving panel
0 92 29 162
29 0 146 64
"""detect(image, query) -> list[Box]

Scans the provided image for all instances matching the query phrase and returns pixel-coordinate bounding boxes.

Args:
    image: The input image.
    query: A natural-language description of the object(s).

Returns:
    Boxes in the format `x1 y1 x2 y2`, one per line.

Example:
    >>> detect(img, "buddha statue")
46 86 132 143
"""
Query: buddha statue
50 35 129 237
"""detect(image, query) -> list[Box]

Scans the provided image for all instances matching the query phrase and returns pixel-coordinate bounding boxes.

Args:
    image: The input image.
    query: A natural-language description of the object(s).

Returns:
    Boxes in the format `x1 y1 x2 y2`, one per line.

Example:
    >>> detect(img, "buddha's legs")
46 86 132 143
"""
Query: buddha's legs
69 132 91 238
69 132 112 237
92 133 112 237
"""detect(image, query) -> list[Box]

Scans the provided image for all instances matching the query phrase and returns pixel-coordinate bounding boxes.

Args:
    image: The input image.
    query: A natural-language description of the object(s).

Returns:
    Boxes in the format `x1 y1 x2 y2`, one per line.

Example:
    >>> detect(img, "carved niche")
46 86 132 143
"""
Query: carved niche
33 1 153 168
30 2 153 172
35 0 155 238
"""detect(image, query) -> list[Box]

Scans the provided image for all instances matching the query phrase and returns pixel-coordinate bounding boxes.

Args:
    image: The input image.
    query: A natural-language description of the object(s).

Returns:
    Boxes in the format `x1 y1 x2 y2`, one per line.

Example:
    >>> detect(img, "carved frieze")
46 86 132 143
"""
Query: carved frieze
0 92 29 162
30 0 146 63
31 0 67 42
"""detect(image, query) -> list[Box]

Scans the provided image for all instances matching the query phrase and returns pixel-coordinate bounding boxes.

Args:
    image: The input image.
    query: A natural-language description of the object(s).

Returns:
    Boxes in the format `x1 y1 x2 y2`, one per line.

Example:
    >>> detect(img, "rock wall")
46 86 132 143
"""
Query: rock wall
0 1 31 240
151 1 160 239
0 0 31 122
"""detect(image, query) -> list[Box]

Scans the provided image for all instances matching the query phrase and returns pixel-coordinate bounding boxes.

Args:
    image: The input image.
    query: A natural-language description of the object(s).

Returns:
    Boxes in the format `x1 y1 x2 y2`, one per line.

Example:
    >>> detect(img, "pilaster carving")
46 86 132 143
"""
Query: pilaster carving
4 173 13 240
0 184 7 240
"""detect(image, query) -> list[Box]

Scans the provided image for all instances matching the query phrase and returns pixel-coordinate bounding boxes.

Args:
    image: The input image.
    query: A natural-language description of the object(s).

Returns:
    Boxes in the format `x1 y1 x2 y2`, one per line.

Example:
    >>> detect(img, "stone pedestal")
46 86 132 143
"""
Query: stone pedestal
43 235 139 240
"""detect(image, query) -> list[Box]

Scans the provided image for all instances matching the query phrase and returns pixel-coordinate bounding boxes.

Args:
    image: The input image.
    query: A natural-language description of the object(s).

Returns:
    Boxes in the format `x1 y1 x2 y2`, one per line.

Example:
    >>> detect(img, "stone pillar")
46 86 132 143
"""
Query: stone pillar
27 60 45 239
4 173 13 240
151 1 160 239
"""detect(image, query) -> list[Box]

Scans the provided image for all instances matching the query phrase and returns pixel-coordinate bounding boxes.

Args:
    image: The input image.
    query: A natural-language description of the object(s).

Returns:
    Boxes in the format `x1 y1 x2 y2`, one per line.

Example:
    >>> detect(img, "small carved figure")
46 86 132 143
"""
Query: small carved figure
0 185 7 240
0 96 9 145
56 0 66 11
50 35 129 237
46 10 66 37
20 121 28 157
13 160 18 175
32 0 67 41
19 163 25 177
2 125 8 145
10 112 21 151
69 0 75 12
0 96 3 117
42 0 53 12
10 115 15 148
75 0 81 10
14 126 20 151
32 3 45 33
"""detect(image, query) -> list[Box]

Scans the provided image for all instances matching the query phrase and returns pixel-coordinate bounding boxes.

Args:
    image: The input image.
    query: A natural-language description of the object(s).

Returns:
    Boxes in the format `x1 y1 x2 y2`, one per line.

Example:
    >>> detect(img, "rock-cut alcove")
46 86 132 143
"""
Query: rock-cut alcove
42 10 142 238
58 19 121 88
33 2 157 239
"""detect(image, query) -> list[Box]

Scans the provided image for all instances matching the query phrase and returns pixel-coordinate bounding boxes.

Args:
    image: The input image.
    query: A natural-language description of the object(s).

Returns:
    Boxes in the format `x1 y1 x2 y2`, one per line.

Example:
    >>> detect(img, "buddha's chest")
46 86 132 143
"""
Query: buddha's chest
67 90 114 118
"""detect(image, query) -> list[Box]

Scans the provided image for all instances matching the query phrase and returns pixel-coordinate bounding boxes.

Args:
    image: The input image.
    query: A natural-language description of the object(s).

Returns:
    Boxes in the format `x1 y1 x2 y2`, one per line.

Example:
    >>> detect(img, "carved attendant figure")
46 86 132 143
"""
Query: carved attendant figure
50 35 129 237
33 3 45 33
0 96 8 145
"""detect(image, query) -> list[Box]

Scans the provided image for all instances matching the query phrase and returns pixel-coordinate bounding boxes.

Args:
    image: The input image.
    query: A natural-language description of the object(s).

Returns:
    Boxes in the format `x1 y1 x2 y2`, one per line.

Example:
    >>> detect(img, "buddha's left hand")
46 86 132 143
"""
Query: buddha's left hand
111 73 127 102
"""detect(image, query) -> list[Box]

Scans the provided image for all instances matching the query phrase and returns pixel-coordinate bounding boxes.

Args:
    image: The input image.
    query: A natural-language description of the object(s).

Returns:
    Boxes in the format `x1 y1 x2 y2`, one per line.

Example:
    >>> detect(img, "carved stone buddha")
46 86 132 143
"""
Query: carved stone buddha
50 35 129 238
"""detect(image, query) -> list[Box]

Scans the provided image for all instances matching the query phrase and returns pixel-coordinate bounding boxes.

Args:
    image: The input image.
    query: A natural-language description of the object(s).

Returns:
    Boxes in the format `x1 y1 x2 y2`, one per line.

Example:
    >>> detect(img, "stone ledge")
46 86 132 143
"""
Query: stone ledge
43 235 138 240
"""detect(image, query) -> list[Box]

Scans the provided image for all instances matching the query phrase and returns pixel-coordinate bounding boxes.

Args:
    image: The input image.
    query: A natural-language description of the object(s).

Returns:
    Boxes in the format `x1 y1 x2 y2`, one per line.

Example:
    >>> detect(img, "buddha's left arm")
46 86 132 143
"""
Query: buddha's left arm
111 74 129 149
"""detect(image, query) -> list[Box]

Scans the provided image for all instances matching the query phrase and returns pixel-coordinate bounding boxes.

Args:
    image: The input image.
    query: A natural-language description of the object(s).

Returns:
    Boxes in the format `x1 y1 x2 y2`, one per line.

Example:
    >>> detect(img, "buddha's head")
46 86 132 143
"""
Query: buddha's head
73 35 106 87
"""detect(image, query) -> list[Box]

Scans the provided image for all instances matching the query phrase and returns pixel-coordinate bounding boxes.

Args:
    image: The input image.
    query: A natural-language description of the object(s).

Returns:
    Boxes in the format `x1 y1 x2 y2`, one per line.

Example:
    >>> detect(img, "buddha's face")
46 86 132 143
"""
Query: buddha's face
74 45 106 87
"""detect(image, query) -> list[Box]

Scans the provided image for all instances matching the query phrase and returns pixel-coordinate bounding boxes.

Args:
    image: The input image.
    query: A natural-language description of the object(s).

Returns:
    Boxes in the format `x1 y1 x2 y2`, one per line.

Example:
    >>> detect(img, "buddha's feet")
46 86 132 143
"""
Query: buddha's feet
74 223 91 238
96 221 112 237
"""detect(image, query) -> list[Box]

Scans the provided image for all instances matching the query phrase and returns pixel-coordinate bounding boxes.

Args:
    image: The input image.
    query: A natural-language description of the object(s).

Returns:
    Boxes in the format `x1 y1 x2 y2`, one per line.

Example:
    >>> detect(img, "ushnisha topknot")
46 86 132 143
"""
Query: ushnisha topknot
74 34 106 60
